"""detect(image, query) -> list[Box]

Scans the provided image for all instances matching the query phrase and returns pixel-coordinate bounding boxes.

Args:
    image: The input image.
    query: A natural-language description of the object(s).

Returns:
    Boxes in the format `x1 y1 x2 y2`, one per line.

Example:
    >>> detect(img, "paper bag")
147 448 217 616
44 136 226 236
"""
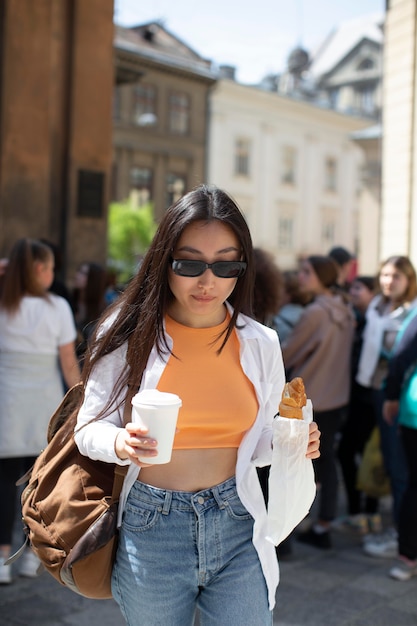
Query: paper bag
266 400 316 546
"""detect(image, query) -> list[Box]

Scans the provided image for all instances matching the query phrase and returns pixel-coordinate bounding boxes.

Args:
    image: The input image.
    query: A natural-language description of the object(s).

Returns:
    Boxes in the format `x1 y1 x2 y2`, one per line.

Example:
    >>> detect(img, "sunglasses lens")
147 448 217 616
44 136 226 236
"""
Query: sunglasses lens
213 262 246 278
171 259 247 278
172 260 205 277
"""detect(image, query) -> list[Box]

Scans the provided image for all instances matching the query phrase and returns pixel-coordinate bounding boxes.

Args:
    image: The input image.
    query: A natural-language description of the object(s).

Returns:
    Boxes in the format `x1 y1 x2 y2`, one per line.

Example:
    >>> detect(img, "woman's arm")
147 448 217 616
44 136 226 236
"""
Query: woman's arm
58 341 81 388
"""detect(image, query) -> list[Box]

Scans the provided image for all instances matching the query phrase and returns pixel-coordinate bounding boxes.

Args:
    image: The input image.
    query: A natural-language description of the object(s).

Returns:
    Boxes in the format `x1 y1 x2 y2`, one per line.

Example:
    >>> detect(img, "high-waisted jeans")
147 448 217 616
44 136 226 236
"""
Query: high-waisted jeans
112 477 272 626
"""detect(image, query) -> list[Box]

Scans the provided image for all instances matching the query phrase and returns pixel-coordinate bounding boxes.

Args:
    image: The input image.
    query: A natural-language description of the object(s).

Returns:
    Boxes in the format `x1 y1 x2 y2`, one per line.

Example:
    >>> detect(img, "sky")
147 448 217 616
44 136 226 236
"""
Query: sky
113 0 385 84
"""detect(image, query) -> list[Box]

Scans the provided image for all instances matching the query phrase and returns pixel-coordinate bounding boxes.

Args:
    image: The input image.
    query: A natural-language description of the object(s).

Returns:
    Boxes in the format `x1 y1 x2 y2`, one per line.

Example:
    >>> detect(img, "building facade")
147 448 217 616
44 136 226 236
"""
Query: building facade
112 23 216 221
0 0 114 282
207 79 370 269
380 0 417 265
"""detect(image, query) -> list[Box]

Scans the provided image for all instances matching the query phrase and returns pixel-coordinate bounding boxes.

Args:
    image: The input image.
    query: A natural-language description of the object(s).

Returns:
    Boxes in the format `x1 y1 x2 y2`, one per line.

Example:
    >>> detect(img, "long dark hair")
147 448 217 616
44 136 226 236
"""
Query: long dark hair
0 238 53 314
252 248 282 325
82 185 255 410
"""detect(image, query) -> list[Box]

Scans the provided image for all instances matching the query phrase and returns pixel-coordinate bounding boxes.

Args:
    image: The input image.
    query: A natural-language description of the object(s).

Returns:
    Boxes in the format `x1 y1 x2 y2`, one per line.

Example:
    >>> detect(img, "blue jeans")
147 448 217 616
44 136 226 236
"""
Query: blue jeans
112 477 272 626
373 389 408 526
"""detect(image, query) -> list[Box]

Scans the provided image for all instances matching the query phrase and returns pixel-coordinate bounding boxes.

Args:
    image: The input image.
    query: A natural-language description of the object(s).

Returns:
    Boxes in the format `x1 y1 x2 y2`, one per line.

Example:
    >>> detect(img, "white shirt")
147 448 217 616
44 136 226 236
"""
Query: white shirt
0 294 77 457
0 294 76 353
75 308 312 610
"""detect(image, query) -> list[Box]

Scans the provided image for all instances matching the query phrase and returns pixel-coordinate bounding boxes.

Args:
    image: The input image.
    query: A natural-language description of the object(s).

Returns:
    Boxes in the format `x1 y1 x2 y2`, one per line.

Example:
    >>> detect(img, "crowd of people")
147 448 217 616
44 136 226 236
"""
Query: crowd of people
252 241 417 584
0 184 416 622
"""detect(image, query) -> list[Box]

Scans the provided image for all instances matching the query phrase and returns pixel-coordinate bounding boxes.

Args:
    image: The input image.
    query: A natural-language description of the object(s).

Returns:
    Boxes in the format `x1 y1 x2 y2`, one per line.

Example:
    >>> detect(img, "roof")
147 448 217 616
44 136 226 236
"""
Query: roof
114 22 217 82
309 12 384 79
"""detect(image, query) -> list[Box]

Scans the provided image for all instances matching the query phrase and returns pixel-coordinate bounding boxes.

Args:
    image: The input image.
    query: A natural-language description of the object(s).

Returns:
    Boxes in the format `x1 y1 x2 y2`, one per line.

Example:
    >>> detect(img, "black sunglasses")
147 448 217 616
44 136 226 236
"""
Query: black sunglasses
171 258 247 278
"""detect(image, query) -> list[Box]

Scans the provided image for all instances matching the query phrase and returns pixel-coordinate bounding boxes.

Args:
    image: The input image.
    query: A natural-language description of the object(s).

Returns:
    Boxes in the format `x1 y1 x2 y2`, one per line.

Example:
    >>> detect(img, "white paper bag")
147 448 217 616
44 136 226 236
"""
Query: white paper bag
266 399 316 545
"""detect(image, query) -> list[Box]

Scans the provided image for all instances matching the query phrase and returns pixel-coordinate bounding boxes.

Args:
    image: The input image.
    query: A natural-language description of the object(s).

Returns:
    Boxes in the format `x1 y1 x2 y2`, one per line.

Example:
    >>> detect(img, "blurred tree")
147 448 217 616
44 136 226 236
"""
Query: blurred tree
108 198 157 283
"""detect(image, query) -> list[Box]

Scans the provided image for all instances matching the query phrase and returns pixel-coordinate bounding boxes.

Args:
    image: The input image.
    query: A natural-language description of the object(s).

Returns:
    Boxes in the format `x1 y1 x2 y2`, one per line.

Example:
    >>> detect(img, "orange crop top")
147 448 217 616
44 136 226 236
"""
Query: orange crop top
157 314 258 449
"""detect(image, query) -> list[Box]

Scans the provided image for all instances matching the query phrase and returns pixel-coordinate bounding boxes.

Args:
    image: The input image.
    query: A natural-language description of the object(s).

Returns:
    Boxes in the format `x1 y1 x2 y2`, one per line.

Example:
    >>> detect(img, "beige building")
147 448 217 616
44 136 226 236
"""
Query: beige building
380 0 417 264
207 79 370 269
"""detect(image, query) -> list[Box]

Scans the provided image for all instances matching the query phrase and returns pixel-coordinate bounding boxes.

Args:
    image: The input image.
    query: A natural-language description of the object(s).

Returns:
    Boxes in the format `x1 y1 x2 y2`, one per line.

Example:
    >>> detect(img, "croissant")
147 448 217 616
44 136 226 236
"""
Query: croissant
279 377 307 419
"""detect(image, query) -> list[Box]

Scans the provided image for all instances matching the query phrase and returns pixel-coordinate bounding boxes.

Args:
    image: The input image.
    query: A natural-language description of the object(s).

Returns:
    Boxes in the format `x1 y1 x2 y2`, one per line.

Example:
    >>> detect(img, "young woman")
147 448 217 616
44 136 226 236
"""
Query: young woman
0 239 80 584
357 256 417 558
74 185 320 625
281 255 355 549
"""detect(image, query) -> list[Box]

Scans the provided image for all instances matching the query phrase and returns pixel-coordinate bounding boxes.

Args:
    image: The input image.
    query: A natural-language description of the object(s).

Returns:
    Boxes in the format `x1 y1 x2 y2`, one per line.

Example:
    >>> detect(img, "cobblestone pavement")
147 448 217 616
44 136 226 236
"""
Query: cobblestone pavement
1 499 417 625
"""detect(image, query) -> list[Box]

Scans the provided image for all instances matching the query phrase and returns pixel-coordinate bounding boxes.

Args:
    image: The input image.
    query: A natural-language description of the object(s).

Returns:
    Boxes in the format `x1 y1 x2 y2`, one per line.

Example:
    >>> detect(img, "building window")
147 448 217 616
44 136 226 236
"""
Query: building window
133 84 157 126
166 173 186 207
234 139 250 176
130 167 153 205
355 86 375 116
278 217 294 250
321 220 335 246
281 146 297 185
324 157 337 192
168 91 190 134
113 87 121 121
357 58 374 71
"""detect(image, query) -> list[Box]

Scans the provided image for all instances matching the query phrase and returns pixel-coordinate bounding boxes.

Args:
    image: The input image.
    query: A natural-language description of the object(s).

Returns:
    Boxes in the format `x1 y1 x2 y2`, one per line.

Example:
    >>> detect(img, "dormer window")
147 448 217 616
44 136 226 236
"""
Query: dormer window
357 58 374 71
143 25 157 42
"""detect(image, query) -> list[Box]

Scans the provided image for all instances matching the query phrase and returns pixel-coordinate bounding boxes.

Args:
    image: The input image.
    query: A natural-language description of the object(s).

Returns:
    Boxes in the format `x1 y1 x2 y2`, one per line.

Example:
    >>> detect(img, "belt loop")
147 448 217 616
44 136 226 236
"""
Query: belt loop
162 490 172 515
212 486 226 510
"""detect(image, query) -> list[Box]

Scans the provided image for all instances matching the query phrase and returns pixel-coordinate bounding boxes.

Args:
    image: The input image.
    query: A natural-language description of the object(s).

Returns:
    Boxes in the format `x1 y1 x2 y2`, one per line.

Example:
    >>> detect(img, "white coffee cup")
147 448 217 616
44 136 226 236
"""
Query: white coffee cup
131 389 182 464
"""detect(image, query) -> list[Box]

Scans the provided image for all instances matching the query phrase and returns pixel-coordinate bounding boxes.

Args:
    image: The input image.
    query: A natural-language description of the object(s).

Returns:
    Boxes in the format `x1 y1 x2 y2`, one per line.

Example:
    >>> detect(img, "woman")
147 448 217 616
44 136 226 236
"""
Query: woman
337 276 381 534
74 185 320 625
0 239 80 584
358 256 417 558
281 255 355 549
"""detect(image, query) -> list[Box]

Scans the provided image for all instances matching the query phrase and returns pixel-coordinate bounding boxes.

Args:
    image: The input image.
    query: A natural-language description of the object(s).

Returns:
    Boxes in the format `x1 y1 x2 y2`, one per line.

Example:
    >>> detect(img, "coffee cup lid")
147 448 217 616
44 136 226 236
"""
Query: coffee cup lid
131 389 182 407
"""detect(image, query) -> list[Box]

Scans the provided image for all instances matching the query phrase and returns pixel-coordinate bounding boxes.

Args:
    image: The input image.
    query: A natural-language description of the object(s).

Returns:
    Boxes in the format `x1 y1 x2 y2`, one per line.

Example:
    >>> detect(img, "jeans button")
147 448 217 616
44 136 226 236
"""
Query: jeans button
197 496 205 505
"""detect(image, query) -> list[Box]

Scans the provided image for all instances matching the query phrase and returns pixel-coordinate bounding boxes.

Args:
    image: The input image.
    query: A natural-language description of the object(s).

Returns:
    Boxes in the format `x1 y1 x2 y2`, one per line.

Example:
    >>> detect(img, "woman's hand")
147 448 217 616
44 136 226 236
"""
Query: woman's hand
306 422 320 459
383 400 399 426
115 423 158 467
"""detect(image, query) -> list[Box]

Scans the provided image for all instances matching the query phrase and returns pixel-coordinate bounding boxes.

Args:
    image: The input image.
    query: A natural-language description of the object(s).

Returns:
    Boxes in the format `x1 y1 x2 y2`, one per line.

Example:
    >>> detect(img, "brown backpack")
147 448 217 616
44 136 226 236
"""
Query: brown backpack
11 382 129 598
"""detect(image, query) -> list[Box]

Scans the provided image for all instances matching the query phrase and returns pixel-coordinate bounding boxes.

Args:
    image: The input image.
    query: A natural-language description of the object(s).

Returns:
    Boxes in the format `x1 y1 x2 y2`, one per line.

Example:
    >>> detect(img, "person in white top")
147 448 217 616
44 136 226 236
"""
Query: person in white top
0 238 80 584
357 256 417 558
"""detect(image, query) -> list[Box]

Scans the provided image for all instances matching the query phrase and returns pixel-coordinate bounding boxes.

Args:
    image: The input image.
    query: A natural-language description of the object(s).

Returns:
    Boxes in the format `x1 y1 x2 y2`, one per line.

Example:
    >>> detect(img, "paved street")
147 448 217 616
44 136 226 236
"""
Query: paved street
1 497 417 625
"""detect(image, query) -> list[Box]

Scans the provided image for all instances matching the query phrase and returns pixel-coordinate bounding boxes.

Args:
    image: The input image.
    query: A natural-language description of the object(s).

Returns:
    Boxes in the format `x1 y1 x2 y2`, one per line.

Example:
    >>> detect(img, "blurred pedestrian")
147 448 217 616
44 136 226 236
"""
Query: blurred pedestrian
72 261 108 363
337 275 381 534
282 255 355 548
0 238 80 584
329 246 355 293
358 256 417 558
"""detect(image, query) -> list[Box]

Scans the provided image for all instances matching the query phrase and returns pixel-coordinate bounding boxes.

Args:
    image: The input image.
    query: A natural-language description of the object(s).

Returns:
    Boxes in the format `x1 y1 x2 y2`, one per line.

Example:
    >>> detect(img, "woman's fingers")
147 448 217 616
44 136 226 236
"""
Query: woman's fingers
306 422 321 459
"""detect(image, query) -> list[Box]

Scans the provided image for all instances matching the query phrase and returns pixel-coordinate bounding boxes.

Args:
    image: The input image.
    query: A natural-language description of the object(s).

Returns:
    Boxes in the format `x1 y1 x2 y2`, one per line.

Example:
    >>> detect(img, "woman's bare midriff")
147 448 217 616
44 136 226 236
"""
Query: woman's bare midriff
137 448 238 491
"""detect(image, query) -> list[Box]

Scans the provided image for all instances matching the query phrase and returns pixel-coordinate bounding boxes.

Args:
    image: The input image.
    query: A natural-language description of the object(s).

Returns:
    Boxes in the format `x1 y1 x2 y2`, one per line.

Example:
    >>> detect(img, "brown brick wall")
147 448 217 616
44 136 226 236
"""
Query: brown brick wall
0 0 114 284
